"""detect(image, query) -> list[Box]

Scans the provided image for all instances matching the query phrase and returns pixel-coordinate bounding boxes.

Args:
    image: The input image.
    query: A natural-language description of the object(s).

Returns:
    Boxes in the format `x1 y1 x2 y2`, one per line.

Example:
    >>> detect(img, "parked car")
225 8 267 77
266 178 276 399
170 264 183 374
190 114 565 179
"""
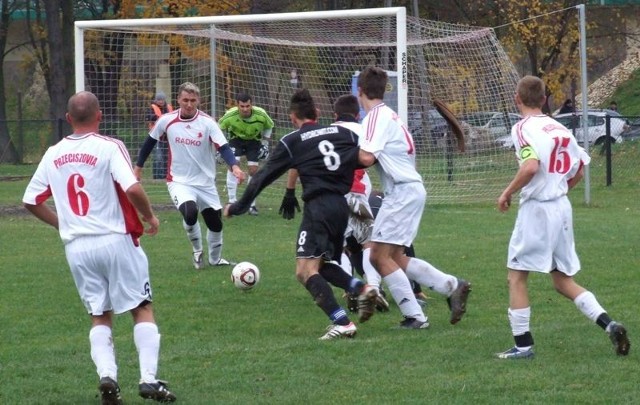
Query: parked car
621 117 640 141
554 111 627 145
407 109 450 151
460 111 522 149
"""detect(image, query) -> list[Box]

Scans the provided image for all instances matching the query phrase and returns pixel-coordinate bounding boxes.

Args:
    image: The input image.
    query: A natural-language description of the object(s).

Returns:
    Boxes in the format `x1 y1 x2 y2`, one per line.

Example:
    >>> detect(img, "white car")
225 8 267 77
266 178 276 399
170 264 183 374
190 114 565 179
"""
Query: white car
460 111 522 149
554 110 627 145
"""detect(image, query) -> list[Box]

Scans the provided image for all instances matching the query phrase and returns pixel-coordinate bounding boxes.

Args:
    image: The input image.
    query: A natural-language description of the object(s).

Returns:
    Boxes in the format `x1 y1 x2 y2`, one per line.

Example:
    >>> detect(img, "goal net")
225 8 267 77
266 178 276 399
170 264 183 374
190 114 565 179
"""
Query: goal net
75 7 520 206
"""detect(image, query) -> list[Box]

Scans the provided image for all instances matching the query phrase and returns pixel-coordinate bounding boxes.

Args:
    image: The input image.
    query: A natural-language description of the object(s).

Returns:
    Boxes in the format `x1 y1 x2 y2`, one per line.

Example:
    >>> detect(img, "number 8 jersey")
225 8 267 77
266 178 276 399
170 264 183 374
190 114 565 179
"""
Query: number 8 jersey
277 122 359 202
230 122 359 215
22 132 143 244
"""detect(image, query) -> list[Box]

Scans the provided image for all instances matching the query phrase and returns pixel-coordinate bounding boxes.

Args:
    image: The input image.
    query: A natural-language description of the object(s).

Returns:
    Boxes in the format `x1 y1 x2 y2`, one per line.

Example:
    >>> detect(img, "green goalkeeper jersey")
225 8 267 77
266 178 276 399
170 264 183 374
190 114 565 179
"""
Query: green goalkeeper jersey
218 106 274 141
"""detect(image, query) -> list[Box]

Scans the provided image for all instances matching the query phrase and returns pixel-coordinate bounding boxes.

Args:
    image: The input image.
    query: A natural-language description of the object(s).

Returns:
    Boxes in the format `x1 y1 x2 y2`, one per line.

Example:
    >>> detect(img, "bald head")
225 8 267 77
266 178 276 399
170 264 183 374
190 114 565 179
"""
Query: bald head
67 91 100 126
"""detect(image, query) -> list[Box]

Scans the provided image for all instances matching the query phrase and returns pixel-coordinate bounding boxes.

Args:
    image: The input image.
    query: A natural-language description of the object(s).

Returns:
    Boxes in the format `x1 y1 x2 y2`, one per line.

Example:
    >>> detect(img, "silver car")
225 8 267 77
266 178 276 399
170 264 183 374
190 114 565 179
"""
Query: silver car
554 110 627 145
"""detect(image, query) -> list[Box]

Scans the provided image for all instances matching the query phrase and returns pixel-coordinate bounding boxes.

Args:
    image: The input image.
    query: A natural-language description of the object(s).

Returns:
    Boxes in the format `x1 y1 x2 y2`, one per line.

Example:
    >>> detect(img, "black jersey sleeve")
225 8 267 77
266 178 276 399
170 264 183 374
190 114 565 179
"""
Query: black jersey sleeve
229 141 292 216
136 136 158 168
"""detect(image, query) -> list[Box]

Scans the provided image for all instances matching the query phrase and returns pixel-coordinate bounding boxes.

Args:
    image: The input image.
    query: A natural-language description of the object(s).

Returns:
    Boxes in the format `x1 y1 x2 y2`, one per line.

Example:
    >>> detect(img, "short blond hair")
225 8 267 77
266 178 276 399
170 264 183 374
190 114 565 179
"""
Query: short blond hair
178 82 200 97
516 75 546 109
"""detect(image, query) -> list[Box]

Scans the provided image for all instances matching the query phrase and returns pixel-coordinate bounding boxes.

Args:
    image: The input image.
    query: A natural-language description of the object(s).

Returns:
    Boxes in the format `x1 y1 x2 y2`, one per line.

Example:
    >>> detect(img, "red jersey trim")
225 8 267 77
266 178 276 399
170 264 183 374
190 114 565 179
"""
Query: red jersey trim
114 181 143 245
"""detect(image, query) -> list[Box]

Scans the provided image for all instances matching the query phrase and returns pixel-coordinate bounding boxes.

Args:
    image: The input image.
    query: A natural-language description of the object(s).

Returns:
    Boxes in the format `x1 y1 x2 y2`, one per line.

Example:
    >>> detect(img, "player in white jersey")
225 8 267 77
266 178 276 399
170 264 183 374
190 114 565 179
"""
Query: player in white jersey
356 66 471 329
495 75 629 359
135 82 245 270
22 91 176 403
329 94 389 312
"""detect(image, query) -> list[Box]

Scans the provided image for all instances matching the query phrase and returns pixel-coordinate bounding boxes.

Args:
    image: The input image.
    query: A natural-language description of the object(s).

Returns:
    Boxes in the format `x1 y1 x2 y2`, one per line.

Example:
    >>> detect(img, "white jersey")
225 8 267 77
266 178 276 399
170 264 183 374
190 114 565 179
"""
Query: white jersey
332 120 372 196
333 120 364 140
150 109 228 187
360 103 422 194
22 133 143 244
511 114 591 203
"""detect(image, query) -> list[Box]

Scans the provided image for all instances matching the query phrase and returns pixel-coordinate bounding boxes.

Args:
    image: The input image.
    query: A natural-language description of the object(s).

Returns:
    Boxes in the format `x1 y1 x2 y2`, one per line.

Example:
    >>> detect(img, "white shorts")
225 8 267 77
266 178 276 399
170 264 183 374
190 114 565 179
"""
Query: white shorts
371 182 426 247
507 196 581 275
168 181 222 211
64 233 152 315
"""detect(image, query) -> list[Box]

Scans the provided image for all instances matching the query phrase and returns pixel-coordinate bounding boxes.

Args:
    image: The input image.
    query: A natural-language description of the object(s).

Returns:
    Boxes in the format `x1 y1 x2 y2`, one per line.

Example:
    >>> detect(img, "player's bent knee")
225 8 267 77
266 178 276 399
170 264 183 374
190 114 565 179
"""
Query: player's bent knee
179 201 199 226
201 208 223 232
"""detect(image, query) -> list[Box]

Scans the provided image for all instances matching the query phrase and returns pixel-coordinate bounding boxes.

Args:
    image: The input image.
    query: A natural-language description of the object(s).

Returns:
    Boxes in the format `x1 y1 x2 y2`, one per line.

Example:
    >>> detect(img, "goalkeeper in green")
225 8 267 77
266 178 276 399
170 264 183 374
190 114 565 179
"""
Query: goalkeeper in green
218 92 274 215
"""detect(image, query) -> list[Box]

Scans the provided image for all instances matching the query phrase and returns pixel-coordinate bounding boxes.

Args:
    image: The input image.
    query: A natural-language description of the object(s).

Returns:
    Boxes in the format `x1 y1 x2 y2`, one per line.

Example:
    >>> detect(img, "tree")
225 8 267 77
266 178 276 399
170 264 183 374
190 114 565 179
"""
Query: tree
0 0 21 163
0 0 19 163
448 1 632 111
23 0 75 139
44 0 74 137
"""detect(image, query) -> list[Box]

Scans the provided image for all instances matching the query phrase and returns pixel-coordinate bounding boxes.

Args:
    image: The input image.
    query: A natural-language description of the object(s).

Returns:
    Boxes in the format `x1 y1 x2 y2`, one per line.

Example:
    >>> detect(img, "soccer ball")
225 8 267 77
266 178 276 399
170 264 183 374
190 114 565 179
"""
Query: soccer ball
231 262 260 290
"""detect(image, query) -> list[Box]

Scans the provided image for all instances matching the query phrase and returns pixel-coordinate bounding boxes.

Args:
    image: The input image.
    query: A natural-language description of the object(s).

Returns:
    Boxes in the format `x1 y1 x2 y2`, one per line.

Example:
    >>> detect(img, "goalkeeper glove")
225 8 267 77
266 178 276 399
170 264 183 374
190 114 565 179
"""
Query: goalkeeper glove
258 144 269 160
278 188 300 220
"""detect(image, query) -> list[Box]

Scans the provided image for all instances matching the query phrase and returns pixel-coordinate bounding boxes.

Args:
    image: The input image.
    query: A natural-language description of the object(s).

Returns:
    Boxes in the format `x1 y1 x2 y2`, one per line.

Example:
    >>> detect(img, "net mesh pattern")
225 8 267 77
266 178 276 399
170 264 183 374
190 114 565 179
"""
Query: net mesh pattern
79 13 520 204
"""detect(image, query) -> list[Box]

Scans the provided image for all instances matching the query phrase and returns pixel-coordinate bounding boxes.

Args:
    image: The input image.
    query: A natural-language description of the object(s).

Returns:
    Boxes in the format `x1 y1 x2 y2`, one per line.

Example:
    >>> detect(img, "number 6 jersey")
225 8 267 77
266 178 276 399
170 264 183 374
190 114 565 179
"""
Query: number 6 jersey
23 132 143 244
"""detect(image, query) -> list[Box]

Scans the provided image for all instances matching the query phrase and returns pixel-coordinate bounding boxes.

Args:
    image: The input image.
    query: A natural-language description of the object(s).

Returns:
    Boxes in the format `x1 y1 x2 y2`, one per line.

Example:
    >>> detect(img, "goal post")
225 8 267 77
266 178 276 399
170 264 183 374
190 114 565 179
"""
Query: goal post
74 7 408 122
74 7 521 205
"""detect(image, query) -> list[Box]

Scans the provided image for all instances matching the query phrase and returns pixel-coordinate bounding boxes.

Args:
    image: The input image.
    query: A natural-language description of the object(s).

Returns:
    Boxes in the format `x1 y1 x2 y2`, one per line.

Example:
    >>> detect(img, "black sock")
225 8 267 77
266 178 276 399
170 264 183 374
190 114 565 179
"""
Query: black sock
319 262 363 294
514 331 534 348
596 313 612 330
305 274 350 325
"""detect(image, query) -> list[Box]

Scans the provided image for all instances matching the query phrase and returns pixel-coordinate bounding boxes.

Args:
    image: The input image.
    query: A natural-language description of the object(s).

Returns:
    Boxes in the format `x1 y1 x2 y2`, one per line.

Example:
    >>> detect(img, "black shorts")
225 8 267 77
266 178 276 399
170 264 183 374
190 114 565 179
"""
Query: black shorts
296 193 349 262
229 138 261 162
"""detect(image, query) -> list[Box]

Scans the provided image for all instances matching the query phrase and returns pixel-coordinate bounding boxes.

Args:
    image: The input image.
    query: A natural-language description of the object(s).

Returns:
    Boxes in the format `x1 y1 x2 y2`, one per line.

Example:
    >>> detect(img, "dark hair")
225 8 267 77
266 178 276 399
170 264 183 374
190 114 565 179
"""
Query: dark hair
357 66 387 100
563 99 572 106
236 92 252 103
289 88 317 120
333 94 359 118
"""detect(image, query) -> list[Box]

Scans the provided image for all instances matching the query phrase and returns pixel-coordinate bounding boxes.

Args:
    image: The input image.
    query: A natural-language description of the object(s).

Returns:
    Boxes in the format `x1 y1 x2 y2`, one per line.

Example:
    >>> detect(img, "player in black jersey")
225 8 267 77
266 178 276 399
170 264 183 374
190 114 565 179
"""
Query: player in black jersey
225 89 379 340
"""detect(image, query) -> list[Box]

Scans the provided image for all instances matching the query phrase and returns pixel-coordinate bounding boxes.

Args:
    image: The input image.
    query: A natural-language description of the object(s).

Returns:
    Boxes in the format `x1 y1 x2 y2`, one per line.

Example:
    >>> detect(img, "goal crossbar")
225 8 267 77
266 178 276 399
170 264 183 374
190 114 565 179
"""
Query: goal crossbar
73 7 523 205
74 7 408 122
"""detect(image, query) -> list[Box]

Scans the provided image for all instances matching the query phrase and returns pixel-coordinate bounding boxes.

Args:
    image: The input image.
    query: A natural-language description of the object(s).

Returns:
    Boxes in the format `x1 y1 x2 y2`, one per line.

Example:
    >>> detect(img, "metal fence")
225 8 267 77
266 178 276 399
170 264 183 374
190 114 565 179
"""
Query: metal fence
562 113 640 186
1 116 638 188
603 114 640 186
0 118 148 165
0 119 64 164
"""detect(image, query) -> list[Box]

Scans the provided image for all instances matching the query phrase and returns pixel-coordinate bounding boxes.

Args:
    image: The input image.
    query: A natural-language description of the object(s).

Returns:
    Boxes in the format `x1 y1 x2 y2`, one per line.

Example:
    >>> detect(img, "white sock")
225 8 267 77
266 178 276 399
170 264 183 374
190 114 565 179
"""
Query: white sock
90 325 117 380
362 248 381 290
405 257 457 296
134 322 160 384
384 269 426 322
183 220 202 252
226 171 237 203
574 291 606 322
207 229 223 263
508 307 531 336
339 253 353 277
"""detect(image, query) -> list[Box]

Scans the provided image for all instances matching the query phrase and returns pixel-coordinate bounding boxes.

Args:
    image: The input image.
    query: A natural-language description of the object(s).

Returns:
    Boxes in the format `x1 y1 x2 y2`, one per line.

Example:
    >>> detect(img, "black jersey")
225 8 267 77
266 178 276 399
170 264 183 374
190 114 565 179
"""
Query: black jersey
229 122 359 215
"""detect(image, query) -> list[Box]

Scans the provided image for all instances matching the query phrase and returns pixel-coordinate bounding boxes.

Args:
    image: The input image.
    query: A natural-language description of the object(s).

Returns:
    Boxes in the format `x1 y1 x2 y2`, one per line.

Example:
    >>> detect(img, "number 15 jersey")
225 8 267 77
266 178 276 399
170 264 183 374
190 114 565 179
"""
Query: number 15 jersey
22 133 142 244
511 114 591 203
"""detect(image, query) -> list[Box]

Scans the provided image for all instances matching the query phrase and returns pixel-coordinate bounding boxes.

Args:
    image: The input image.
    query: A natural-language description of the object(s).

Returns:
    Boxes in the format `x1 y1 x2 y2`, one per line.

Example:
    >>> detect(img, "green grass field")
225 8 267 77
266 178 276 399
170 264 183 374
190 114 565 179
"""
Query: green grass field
0 158 638 404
